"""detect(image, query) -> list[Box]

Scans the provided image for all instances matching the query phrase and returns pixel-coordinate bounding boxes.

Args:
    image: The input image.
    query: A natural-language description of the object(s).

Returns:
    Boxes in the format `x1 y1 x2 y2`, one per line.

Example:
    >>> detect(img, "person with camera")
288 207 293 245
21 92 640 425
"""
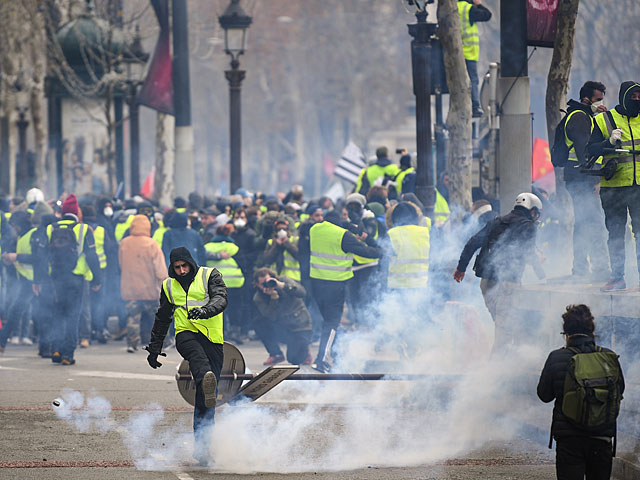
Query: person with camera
261 217 301 283
587 81 640 292
253 267 312 366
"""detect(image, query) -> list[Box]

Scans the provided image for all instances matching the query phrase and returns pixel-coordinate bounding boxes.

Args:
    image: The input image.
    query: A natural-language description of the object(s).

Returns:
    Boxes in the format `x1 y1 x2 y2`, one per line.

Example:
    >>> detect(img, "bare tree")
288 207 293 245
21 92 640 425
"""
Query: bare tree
437 0 473 210
154 112 174 206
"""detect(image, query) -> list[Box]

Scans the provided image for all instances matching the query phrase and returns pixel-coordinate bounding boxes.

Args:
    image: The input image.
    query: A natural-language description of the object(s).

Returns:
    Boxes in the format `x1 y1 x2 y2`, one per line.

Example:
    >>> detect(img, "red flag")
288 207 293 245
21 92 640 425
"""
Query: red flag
323 153 335 176
140 167 155 198
531 138 555 192
137 0 174 114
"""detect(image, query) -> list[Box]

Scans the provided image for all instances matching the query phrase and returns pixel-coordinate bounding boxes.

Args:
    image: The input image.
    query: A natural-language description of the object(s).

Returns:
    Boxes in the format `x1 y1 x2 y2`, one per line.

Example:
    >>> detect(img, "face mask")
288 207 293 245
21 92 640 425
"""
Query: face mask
590 100 603 113
627 99 640 117
103 207 113 217
234 218 246 228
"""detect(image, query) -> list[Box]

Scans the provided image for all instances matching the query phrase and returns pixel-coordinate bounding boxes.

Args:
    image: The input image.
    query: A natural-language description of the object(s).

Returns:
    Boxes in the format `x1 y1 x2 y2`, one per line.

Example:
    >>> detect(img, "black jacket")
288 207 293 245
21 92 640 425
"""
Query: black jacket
537 335 624 439
563 100 600 184
253 276 311 332
148 247 228 353
161 213 206 267
456 207 538 283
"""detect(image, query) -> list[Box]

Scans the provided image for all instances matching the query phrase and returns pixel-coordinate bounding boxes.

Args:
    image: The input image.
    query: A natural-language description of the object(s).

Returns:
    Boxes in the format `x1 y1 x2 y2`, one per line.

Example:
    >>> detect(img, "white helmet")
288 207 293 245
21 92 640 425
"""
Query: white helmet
514 192 542 212
26 188 44 205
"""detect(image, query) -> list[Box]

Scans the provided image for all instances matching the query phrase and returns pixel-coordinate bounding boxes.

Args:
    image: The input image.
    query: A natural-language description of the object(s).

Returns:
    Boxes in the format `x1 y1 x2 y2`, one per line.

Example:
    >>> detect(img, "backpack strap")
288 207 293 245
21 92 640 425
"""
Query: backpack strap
603 110 617 136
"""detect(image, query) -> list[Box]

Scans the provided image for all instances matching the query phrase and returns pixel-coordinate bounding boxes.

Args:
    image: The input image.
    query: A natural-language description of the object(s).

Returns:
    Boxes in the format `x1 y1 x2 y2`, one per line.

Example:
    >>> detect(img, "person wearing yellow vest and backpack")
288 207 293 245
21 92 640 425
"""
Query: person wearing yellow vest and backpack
457 0 491 117
36 194 102 365
587 82 640 291
145 247 227 466
0 211 35 352
355 147 400 196
307 210 381 372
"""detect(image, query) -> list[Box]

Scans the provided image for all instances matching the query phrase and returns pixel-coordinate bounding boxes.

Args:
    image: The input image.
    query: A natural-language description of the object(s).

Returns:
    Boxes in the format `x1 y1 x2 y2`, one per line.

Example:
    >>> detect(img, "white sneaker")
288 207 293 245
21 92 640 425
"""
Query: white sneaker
21 337 33 345
10 336 20 345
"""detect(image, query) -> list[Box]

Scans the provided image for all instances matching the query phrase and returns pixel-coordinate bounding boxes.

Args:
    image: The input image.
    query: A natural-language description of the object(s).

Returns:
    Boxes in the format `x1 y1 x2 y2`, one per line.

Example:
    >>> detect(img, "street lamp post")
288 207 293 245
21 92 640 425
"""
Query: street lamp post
14 73 30 193
407 2 437 218
122 26 149 196
219 0 252 195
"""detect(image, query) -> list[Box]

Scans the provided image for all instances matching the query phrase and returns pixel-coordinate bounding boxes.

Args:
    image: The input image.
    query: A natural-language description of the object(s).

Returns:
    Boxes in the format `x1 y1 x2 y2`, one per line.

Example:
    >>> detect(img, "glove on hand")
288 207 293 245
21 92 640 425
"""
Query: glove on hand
610 128 623 145
188 307 205 320
144 345 166 369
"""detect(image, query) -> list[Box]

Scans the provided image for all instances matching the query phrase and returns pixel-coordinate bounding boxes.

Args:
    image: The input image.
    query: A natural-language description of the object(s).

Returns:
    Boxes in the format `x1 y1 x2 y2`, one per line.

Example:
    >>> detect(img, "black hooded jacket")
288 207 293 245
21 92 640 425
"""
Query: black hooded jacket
148 247 227 353
537 335 624 439
588 81 640 159
161 212 206 267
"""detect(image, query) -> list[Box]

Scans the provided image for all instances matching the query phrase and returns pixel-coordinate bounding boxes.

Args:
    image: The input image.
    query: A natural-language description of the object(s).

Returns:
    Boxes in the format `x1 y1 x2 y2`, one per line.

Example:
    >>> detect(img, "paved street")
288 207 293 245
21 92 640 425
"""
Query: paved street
0 338 565 479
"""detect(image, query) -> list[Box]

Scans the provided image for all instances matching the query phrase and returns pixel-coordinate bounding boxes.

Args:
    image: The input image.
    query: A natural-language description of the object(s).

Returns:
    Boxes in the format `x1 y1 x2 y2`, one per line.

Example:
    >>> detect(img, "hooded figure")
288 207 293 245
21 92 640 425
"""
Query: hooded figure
587 81 640 291
145 246 227 465
162 212 206 267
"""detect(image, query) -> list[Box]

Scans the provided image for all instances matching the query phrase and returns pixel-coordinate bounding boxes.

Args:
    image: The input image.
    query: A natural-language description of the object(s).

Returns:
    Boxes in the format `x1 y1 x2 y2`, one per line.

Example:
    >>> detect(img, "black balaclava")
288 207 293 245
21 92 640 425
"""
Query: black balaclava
169 247 198 292
618 81 640 117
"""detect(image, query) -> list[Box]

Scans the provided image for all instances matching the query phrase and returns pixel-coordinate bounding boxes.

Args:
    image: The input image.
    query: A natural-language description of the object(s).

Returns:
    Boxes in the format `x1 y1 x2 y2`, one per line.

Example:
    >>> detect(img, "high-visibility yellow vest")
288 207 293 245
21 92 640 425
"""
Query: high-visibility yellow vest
458 1 479 62
387 224 430 289
564 109 594 163
93 225 107 269
309 221 353 281
46 220 93 281
175 207 187 213
356 163 400 193
395 167 415 197
162 266 223 344
594 108 640 187
353 225 379 271
434 189 450 226
267 237 301 281
204 241 245 288
15 227 36 281
299 213 310 223
152 226 167 247
115 215 134 243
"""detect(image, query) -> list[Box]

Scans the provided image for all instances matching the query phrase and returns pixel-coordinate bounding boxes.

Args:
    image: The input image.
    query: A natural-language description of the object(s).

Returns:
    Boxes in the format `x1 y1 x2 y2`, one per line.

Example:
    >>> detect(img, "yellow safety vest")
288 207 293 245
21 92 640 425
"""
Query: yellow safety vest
114 215 134 243
353 225 380 271
204 242 245 288
93 225 107 269
46 220 93 281
434 189 450 226
458 1 479 62
299 213 310 223
356 163 400 194
594 108 640 187
267 237 301 281
395 167 415 197
15 227 36 281
387 225 430 289
564 109 594 163
309 221 353 281
152 226 167 247
162 266 223 344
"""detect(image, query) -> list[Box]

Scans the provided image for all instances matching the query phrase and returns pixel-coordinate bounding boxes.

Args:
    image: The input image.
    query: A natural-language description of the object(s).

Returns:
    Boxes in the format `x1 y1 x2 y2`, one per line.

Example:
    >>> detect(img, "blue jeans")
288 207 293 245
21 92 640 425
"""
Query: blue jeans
50 273 85 359
465 59 480 111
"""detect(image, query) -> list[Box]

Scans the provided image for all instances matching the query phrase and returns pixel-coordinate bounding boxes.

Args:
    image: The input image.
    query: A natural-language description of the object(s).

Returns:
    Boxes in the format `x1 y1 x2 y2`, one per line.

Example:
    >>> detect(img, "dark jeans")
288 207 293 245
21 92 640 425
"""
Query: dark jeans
312 278 347 364
556 437 612 480
254 316 311 364
566 180 609 276
600 186 640 279
79 281 91 341
349 266 377 327
224 287 244 338
90 276 107 333
465 59 480 111
175 331 223 452
35 282 54 354
50 273 85 359
0 275 32 346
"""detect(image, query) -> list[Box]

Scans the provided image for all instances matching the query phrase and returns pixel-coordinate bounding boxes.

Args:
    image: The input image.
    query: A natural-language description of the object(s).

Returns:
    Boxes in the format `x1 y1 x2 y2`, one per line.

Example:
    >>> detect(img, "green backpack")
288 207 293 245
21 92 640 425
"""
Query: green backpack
561 346 623 429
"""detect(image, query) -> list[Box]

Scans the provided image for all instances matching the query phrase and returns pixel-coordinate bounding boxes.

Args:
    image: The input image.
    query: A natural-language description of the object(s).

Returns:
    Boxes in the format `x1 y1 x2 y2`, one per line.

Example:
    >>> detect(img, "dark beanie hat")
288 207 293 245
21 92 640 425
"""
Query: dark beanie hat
400 154 412 167
391 202 419 226
61 194 79 216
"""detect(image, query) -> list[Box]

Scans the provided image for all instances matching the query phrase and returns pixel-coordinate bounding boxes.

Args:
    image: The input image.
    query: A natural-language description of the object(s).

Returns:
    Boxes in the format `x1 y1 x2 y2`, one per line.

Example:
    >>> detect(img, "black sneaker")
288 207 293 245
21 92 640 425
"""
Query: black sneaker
61 357 76 366
52 352 62 364
202 371 217 408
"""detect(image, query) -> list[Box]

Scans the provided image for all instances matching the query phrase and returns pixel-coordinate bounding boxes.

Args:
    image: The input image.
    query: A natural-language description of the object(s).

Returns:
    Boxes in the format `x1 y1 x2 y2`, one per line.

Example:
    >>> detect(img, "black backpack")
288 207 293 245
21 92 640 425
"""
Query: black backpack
49 222 81 272
550 110 572 168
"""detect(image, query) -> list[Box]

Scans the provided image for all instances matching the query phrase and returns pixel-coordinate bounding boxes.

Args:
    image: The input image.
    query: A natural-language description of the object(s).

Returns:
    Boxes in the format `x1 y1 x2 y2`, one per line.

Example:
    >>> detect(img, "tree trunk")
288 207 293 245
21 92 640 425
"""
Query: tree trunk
545 0 580 191
154 112 175 206
29 5 48 193
437 0 473 211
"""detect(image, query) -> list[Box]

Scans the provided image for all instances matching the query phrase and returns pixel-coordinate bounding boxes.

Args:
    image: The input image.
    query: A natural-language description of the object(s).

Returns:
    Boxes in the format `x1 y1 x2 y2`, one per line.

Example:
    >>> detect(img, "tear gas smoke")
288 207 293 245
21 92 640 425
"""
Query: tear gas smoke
53 210 631 472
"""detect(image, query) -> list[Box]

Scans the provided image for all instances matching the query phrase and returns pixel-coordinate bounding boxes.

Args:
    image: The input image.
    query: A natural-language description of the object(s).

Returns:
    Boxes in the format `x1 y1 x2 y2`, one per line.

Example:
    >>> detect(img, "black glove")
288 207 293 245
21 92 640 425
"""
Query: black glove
188 307 205 320
144 346 166 369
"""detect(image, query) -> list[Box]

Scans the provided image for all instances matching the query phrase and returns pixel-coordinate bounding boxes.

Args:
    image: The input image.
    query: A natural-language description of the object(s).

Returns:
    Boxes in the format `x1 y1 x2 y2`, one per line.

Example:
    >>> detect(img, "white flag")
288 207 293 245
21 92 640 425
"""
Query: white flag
334 141 366 185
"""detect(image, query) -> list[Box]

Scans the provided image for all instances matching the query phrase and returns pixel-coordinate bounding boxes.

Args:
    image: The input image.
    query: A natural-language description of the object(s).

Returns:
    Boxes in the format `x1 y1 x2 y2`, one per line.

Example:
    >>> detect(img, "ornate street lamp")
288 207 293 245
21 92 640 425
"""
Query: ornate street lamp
406 0 437 218
219 0 252 194
121 25 149 195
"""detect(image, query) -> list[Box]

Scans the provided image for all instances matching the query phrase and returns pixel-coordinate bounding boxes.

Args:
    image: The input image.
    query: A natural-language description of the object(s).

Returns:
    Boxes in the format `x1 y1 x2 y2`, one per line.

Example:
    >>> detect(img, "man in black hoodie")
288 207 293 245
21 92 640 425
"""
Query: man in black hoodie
588 81 640 291
563 81 610 280
145 247 227 465
537 304 624 480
